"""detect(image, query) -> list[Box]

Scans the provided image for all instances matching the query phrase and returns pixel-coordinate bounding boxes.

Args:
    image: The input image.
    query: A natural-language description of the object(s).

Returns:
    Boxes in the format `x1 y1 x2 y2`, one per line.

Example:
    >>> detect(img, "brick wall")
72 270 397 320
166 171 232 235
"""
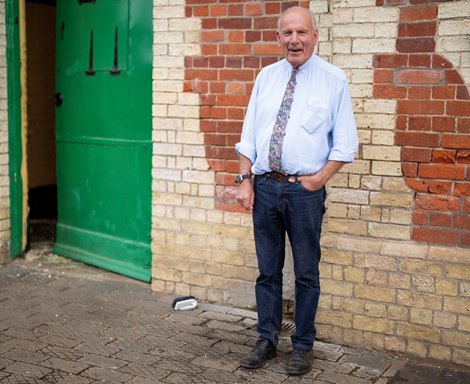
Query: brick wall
0 0 10 263
322 0 470 366
374 0 470 247
151 0 470 366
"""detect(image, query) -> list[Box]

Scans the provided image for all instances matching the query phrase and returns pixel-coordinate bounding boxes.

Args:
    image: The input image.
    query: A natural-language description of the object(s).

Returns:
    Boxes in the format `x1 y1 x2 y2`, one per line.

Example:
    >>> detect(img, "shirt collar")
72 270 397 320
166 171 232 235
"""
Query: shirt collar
285 54 316 74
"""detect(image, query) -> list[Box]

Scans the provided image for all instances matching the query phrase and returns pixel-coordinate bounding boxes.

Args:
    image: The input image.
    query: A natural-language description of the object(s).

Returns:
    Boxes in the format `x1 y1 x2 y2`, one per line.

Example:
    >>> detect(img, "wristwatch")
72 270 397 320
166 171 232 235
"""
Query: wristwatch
235 174 251 184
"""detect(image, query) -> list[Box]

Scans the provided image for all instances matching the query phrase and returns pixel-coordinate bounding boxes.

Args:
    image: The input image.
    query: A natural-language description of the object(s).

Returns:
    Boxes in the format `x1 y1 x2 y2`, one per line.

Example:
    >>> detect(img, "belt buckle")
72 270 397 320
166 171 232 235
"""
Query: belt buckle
268 171 286 181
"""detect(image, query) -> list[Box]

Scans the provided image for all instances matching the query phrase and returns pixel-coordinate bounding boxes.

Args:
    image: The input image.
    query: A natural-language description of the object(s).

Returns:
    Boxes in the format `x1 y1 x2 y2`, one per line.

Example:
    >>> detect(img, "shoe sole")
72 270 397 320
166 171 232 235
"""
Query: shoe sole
286 366 312 376
240 351 277 369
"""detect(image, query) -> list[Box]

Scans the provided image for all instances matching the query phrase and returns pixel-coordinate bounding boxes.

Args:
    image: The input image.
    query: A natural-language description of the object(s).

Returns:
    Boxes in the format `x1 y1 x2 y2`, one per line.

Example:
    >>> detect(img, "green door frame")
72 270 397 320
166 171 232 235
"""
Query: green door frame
5 0 24 258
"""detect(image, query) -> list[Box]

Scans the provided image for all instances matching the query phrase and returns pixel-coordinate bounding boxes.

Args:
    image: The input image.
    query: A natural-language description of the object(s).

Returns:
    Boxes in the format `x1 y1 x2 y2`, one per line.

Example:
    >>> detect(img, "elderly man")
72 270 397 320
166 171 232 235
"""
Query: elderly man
235 6 358 376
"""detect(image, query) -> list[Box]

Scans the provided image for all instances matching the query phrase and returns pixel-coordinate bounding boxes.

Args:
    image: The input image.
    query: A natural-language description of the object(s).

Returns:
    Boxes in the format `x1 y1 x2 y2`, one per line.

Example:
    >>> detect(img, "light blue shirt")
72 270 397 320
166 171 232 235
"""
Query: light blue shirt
235 54 358 176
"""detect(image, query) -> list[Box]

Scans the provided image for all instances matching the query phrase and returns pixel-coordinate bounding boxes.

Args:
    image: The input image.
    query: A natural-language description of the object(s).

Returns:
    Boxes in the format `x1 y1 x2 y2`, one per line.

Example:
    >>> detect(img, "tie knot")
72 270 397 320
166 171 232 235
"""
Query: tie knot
290 67 299 82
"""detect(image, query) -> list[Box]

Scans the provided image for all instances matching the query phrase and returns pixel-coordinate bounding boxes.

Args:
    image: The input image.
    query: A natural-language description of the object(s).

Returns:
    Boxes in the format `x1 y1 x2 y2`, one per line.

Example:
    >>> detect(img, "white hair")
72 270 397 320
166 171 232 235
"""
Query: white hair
277 6 318 31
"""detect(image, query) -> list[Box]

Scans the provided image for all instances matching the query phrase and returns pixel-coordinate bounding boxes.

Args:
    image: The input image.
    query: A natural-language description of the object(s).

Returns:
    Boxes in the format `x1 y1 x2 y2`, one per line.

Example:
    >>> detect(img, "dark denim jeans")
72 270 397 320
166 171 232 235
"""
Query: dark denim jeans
253 175 326 350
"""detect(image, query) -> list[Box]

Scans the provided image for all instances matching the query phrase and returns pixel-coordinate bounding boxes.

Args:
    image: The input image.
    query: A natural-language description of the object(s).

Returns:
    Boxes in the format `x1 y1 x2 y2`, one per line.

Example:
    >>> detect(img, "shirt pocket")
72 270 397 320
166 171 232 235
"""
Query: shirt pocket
299 99 327 134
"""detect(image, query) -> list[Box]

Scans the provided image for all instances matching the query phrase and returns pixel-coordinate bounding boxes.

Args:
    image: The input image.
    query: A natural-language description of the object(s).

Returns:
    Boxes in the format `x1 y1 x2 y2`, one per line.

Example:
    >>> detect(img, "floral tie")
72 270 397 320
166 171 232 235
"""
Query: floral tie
268 67 299 173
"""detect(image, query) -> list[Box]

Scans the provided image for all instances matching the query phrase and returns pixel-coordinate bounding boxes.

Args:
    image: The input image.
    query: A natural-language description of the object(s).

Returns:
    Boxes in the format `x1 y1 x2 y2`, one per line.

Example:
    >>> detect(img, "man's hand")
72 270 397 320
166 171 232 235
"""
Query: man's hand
294 173 325 191
289 160 346 191
236 180 254 212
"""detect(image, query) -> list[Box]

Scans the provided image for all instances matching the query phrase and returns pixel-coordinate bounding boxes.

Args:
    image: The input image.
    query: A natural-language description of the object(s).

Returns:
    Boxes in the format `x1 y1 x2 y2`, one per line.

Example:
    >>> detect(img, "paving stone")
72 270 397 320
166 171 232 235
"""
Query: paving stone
2 329 39 342
352 366 385 380
148 346 196 363
315 370 373 384
37 334 81 349
313 359 356 375
314 348 343 362
41 370 93 384
0 340 46 354
112 350 160 366
1 350 49 365
155 359 204 376
237 364 287 383
2 255 470 384
162 371 219 384
78 354 127 370
41 345 85 362
177 340 225 359
173 329 217 344
206 329 252 347
202 368 253 384
118 361 171 380
40 357 90 374
316 341 343 352
373 380 388 384
205 320 246 333
0 358 13 371
339 351 396 374
142 335 186 352
382 360 408 378
132 323 181 338
81 366 132 383
127 376 157 384
191 354 239 372
211 340 251 355
170 319 213 336
74 342 120 357
227 308 258 320
0 374 44 383
4 361 51 379
199 311 244 323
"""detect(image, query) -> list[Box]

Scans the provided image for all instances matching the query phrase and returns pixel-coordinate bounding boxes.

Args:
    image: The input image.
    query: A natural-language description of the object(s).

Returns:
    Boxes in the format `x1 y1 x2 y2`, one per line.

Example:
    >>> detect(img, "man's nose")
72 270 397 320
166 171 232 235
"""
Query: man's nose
290 33 299 44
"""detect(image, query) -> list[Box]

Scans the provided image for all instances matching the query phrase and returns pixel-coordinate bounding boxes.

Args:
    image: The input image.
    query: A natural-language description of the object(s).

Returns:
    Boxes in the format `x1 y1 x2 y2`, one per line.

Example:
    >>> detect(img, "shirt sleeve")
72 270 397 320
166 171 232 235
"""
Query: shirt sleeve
328 78 359 163
235 78 259 164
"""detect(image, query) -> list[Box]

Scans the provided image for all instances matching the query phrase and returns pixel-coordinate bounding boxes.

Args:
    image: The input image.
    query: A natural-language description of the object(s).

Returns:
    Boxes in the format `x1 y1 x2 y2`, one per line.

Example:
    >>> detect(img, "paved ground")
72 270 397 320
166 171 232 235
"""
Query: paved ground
0 247 469 384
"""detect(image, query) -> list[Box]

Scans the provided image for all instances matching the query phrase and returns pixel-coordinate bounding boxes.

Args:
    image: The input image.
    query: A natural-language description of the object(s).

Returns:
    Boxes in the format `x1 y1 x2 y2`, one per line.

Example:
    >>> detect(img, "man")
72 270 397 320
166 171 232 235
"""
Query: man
235 6 358 376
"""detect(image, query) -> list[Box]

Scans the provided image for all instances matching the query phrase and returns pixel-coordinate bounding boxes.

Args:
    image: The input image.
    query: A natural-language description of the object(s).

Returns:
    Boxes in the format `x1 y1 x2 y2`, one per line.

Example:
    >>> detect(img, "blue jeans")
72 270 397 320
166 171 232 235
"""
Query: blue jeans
253 175 326 350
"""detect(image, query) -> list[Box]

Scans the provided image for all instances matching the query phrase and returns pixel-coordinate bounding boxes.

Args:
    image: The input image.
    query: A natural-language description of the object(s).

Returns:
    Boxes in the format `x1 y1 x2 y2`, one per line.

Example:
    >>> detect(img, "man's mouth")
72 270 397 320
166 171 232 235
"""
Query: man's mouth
289 48 302 54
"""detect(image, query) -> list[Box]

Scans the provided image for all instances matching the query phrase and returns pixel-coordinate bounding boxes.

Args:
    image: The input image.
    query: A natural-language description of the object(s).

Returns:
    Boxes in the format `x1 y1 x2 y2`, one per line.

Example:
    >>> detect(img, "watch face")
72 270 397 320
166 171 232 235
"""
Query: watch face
236 174 249 183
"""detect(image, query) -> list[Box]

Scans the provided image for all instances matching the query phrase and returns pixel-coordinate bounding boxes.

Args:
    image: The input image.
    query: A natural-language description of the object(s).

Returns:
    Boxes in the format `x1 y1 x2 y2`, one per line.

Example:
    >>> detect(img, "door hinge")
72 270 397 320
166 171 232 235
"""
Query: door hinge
86 30 96 76
110 27 121 75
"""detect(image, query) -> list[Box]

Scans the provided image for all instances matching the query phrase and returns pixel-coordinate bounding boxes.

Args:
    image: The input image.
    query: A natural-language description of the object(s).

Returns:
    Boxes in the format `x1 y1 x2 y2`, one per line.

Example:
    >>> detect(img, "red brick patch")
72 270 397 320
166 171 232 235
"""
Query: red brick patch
375 1 470 246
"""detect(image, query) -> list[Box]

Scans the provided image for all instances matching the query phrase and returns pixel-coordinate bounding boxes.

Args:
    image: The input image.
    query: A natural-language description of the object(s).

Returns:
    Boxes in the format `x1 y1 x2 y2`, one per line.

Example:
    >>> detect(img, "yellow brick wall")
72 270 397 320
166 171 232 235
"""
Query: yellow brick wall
150 0 470 366
0 0 10 263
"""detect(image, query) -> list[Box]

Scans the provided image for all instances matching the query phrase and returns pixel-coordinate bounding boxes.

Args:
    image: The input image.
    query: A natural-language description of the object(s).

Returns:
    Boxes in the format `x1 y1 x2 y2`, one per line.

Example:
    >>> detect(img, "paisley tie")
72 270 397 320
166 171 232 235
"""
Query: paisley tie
268 67 299 172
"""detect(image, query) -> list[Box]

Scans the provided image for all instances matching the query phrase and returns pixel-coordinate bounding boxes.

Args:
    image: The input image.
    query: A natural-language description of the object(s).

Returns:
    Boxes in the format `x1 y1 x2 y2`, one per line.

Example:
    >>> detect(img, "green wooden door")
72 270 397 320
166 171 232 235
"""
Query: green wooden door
54 0 152 282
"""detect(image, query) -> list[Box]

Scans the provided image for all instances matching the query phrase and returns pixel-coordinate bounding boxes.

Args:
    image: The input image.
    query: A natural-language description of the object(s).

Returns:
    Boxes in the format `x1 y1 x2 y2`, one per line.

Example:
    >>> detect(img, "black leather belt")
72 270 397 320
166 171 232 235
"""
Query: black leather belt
264 171 298 182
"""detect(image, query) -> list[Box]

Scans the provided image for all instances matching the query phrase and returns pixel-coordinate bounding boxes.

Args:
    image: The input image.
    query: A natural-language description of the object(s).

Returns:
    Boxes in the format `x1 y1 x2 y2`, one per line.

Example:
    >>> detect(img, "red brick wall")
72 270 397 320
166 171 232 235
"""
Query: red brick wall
374 0 470 246
184 1 309 212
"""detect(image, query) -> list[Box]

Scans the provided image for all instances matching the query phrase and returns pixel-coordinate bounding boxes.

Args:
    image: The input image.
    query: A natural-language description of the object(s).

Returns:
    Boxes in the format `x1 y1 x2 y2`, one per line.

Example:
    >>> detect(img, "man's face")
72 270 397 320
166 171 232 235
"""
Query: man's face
277 8 319 68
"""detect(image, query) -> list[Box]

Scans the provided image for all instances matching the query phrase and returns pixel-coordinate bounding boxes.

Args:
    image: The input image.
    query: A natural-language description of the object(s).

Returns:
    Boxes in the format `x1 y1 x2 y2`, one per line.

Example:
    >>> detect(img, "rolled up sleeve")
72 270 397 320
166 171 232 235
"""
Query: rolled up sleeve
328 78 358 163
235 80 259 164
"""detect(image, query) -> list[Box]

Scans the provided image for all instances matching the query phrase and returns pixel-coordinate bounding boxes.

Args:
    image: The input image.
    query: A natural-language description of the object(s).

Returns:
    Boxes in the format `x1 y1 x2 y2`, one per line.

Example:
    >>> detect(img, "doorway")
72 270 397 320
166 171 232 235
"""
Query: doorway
25 0 57 247
20 0 153 282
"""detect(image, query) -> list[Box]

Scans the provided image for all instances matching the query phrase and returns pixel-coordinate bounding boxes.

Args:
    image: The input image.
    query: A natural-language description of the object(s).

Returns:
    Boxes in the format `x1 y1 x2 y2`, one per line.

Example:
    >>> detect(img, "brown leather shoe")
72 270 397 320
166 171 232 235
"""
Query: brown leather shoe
240 338 277 369
286 348 313 376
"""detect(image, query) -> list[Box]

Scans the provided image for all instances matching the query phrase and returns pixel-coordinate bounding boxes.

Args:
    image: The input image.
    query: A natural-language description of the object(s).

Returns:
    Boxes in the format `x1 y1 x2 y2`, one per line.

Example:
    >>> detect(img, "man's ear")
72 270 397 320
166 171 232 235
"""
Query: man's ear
276 31 281 46
313 29 320 46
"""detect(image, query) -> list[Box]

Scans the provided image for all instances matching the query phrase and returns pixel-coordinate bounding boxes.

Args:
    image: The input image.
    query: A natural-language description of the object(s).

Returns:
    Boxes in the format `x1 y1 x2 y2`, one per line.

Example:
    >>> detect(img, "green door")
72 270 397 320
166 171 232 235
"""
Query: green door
54 0 152 282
